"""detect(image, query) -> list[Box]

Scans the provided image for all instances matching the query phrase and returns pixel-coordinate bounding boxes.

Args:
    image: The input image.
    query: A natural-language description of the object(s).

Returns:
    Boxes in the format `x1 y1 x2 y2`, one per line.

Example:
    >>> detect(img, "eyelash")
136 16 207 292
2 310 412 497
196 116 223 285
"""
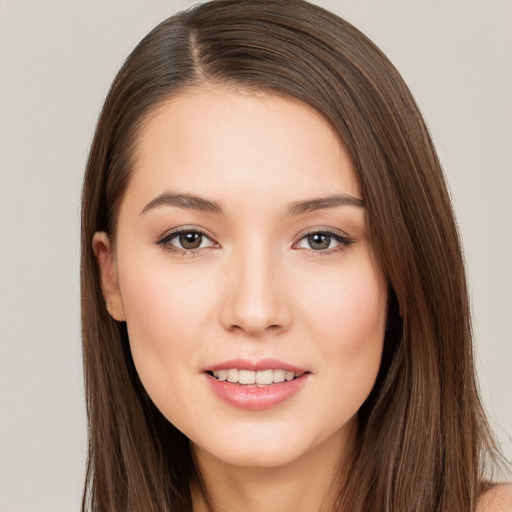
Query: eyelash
156 227 354 256
292 229 354 256
156 227 218 257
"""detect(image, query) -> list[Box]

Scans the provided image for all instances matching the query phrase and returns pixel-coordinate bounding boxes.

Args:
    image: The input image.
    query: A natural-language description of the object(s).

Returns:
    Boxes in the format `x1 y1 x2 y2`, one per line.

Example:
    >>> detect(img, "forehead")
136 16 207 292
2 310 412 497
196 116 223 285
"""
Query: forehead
125 87 361 212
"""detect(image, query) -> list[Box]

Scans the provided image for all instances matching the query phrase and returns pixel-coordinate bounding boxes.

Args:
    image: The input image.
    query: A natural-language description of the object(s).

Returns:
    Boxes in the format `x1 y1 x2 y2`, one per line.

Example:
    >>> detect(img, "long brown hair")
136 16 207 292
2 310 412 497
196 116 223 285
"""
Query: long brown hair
80 1 503 510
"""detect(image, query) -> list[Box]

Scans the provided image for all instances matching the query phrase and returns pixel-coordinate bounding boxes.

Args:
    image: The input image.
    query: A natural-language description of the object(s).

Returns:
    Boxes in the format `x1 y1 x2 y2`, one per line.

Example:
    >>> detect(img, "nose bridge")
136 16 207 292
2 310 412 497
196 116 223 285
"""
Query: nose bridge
221 237 289 335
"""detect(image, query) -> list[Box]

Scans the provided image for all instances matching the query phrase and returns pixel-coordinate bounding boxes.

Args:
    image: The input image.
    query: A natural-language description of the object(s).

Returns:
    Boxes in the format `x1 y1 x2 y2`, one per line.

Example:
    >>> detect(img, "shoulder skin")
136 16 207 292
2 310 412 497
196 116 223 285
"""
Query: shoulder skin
477 484 512 512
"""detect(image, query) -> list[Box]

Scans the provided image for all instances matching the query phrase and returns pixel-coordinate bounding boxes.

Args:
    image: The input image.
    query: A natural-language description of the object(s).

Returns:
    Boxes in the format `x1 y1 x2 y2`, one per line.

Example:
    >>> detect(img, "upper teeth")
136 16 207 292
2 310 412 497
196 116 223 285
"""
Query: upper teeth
212 369 299 385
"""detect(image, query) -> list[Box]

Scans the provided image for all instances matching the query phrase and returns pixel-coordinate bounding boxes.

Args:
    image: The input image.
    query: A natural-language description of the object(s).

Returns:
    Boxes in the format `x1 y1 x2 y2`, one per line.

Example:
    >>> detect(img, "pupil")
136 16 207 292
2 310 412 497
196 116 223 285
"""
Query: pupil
308 233 330 250
180 232 202 249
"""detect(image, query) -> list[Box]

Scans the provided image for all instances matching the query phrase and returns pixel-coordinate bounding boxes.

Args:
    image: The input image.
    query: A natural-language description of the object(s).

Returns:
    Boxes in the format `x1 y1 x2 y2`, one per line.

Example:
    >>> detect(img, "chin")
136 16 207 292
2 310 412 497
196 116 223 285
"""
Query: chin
189 418 348 471
197 442 311 470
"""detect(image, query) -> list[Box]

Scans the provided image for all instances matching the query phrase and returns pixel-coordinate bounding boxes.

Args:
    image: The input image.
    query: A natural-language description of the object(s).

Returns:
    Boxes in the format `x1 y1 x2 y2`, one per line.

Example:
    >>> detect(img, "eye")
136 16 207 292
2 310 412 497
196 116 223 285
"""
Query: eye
175 231 207 250
303 233 335 250
157 228 217 253
294 230 353 253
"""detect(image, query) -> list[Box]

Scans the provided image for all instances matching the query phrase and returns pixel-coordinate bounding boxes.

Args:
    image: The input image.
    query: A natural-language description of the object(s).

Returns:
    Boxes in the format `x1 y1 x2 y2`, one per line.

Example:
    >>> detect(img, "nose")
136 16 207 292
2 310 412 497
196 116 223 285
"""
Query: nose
219 244 291 336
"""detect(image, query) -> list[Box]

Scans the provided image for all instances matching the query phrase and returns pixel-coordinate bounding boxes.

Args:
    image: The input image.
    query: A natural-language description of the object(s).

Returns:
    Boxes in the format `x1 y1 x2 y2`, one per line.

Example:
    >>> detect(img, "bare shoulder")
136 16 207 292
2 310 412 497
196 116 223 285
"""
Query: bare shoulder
477 484 512 512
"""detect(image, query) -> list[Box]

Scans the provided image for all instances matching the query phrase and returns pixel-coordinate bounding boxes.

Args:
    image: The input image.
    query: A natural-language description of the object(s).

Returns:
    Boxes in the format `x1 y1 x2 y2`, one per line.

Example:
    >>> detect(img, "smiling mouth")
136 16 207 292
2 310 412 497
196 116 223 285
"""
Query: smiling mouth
206 369 308 386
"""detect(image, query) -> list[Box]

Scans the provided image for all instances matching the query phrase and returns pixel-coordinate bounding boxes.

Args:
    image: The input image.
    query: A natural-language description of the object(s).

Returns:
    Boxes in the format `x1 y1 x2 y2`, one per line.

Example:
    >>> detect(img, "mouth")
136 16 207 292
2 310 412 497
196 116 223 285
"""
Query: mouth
203 360 311 410
206 368 307 386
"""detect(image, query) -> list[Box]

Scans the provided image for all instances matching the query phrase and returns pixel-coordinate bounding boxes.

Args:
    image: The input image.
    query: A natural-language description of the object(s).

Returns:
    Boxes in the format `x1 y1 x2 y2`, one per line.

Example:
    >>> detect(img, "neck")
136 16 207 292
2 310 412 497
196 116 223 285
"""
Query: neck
190 420 356 512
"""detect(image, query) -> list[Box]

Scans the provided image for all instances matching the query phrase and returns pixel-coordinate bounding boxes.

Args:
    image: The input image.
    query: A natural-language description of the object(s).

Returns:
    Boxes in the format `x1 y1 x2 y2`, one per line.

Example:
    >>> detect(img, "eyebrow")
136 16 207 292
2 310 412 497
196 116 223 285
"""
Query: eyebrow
140 191 365 217
286 194 365 215
140 192 224 216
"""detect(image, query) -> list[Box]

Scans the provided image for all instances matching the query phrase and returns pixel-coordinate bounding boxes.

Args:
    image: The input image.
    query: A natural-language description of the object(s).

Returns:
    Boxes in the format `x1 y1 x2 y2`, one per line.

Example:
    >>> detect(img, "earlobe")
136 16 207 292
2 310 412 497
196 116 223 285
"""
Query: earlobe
92 232 126 322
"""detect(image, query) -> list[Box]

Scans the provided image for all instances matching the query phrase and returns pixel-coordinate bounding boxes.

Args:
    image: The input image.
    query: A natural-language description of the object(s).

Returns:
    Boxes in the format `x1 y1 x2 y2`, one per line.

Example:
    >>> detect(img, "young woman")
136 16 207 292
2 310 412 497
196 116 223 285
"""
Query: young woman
81 0 510 510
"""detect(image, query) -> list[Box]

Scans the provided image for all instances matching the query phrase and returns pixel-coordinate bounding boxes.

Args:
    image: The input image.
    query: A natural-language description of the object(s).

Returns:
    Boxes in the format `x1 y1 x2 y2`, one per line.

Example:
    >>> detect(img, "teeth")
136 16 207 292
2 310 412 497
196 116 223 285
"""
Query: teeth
226 369 239 383
256 369 274 385
238 370 256 385
213 370 227 381
211 369 303 385
273 369 286 383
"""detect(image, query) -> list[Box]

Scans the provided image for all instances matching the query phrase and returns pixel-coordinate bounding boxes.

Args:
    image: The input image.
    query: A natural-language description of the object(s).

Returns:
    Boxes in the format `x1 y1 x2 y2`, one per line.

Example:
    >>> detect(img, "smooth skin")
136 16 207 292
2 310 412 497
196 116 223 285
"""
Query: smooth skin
93 87 512 512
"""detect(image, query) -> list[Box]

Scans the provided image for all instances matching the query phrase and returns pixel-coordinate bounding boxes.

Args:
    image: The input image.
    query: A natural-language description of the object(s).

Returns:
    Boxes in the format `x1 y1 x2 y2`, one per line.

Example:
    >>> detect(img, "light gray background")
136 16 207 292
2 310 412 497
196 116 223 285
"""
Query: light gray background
0 1 510 510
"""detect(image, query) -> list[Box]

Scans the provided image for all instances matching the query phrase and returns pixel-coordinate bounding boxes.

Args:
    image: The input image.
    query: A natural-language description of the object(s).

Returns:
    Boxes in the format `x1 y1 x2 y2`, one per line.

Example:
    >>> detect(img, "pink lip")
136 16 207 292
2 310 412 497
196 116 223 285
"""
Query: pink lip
203 358 307 374
203 358 311 411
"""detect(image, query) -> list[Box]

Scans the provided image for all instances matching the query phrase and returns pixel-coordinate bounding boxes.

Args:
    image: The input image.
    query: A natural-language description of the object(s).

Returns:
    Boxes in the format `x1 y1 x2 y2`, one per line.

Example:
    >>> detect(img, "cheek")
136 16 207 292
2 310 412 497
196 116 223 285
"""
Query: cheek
117 259 217 381
299 262 387 385
302 261 386 339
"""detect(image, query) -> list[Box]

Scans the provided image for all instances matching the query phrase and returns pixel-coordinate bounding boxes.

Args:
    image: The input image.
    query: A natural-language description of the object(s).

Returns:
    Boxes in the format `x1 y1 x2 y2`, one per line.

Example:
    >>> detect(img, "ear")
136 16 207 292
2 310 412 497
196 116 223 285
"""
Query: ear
92 232 126 321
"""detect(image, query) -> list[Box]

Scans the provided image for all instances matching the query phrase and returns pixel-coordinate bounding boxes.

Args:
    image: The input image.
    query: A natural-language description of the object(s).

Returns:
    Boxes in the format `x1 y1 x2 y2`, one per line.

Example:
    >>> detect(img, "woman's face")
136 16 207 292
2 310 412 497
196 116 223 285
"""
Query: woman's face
95 88 387 469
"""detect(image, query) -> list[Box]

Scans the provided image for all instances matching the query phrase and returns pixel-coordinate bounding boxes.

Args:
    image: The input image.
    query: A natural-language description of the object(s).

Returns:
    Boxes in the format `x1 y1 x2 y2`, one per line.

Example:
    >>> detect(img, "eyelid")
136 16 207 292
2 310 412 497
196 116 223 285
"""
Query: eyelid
156 225 219 253
292 226 355 253
294 225 352 239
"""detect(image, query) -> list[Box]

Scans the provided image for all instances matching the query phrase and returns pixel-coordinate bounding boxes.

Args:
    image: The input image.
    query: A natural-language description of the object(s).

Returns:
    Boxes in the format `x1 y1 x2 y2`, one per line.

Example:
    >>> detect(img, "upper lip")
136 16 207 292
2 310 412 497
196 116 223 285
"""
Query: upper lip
203 358 308 374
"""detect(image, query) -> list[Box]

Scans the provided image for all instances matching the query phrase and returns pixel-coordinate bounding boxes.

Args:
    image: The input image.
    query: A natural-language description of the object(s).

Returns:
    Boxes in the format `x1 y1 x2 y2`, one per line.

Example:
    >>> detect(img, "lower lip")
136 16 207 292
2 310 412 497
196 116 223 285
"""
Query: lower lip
205 373 310 411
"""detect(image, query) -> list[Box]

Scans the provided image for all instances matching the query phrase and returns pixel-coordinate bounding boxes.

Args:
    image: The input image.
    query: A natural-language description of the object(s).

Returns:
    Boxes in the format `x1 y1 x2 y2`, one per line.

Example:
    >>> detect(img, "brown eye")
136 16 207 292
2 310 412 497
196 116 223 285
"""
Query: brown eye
157 228 216 253
179 232 203 249
307 233 331 250
294 230 353 253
